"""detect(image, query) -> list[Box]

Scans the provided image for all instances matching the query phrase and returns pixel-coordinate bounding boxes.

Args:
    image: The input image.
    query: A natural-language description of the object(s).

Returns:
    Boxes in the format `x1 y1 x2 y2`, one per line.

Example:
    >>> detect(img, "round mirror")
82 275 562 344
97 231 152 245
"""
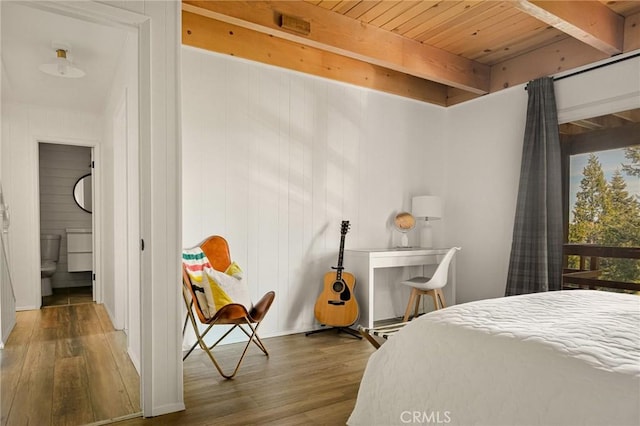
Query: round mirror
73 173 92 214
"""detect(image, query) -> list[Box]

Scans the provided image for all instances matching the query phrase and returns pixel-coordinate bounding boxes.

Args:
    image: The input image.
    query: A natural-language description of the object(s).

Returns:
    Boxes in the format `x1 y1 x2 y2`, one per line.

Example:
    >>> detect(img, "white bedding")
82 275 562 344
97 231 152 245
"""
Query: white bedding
348 290 640 426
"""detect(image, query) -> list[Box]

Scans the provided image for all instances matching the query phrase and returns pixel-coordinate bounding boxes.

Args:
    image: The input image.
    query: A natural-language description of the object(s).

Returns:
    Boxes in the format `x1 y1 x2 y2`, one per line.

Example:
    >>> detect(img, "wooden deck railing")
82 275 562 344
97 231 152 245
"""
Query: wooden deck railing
562 244 640 292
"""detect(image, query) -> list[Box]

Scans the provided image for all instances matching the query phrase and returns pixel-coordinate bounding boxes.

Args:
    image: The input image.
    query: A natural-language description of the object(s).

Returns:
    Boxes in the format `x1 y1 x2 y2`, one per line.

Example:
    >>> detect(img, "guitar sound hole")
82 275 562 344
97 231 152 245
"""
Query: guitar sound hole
332 281 345 293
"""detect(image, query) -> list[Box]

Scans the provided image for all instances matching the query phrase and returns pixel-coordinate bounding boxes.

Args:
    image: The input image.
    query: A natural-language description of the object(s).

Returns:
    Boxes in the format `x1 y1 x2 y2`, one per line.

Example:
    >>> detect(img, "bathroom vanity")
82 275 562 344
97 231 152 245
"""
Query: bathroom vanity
66 228 92 272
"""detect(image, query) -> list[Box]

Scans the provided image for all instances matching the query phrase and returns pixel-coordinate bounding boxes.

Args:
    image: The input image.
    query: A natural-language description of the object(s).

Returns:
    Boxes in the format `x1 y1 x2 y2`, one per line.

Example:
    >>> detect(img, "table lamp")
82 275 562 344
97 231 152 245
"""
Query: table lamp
412 195 443 248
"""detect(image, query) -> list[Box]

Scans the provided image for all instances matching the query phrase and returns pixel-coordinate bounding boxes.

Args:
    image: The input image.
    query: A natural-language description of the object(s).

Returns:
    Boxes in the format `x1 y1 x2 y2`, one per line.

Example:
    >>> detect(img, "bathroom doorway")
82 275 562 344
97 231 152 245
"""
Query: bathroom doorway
38 142 94 307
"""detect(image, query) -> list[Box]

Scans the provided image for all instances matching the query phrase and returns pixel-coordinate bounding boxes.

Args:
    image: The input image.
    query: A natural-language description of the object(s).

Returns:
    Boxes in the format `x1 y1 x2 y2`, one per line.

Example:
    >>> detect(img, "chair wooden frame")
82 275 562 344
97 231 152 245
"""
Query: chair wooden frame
182 236 275 379
403 288 446 322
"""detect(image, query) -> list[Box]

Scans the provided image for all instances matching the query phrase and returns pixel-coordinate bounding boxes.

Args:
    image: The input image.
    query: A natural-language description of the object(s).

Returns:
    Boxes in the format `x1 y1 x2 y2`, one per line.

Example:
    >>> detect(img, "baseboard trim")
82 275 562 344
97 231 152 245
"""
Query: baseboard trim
128 347 141 375
149 402 185 417
84 411 143 426
16 304 39 311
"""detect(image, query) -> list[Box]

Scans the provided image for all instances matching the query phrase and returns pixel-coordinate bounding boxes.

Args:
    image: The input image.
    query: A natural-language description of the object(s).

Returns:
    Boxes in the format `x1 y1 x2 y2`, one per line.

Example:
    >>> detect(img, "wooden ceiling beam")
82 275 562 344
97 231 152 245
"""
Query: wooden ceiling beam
182 11 448 106
624 11 640 52
612 109 640 123
446 87 482 107
182 0 490 94
490 37 608 92
563 122 640 155
513 1 624 55
572 119 604 130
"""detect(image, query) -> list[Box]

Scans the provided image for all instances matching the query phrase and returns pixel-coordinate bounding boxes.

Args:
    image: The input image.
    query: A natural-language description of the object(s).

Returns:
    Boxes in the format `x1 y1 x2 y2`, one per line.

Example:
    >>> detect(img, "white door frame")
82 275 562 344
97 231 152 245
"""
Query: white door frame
112 92 129 332
34 139 100 305
17 1 184 418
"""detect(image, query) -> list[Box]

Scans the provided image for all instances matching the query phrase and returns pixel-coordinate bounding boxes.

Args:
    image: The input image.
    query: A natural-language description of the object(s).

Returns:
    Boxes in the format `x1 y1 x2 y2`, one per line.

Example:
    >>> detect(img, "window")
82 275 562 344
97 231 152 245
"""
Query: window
561 109 640 289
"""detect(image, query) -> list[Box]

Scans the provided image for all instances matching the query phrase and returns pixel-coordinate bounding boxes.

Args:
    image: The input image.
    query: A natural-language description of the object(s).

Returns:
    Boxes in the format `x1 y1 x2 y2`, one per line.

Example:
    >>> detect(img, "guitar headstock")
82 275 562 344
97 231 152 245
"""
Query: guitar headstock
341 220 350 235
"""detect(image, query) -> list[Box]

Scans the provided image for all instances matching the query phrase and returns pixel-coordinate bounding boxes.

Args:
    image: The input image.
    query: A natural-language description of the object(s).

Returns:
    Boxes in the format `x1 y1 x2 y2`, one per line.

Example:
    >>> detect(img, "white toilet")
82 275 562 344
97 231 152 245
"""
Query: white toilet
41 234 61 297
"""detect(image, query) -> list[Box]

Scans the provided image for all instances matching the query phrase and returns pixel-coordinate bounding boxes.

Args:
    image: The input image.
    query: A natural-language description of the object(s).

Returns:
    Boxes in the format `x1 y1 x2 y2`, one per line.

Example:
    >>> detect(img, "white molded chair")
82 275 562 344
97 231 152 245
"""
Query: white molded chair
400 247 461 321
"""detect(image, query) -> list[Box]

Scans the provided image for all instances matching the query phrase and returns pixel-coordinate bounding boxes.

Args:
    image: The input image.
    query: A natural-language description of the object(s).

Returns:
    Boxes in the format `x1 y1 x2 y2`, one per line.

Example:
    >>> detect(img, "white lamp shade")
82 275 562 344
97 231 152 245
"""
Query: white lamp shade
39 59 85 78
412 195 443 220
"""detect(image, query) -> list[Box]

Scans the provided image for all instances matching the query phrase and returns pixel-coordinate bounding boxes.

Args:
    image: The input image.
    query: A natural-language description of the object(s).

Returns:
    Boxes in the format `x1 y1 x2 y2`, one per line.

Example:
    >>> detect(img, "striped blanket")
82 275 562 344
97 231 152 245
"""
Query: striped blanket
182 247 214 319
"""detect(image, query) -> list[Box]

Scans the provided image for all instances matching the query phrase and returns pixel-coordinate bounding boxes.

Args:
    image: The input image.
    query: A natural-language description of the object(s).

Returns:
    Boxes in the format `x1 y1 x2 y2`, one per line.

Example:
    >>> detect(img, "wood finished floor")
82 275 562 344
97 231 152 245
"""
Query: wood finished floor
42 286 93 308
116 329 376 426
0 303 141 426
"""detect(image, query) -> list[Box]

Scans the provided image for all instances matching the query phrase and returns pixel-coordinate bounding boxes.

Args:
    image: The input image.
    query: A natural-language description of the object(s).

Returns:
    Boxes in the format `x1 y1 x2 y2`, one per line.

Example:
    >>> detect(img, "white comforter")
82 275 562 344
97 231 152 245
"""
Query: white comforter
348 290 640 426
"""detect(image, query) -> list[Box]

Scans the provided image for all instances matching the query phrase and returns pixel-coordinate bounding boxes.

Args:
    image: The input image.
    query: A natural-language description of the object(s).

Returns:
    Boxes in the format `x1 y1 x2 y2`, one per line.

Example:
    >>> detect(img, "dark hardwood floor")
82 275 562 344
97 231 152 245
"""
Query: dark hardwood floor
42 286 93 308
2 302 375 426
116 328 375 426
0 303 141 426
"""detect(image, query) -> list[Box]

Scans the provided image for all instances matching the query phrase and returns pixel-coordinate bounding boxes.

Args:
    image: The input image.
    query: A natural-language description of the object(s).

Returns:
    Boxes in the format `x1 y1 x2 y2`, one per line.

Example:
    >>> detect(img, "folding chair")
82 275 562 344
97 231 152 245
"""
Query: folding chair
182 236 275 379
358 322 408 349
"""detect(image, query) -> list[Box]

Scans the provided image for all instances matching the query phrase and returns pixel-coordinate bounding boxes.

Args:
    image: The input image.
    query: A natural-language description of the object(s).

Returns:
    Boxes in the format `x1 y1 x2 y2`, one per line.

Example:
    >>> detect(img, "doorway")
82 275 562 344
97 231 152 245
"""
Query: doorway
1 1 142 422
38 142 94 308
1 1 184 418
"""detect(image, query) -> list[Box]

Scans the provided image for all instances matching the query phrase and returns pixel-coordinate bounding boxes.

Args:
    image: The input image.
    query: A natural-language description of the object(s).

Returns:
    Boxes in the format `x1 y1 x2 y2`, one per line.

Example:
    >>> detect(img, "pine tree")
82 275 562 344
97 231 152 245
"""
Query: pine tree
570 153 608 245
621 146 640 177
600 170 640 282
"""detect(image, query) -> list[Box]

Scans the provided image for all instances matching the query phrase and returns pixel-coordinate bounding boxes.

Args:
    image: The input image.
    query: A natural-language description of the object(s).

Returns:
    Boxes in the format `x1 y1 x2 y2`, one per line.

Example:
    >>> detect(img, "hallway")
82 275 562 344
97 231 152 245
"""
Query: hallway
0 304 140 425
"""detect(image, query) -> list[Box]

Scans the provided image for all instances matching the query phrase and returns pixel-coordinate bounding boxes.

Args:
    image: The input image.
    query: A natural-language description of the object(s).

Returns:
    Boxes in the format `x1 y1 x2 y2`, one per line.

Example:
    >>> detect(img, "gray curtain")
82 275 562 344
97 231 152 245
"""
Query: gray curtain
505 77 563 296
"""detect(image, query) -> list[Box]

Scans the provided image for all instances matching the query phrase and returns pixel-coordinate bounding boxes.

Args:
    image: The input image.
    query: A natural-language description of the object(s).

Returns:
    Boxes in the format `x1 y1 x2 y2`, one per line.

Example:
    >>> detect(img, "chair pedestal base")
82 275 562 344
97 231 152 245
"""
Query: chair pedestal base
305 326 362 339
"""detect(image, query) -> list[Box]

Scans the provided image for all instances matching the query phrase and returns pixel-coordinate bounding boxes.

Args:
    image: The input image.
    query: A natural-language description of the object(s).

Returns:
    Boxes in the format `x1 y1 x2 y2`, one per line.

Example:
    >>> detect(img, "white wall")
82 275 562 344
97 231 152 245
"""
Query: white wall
445 87 528 302
1 104 102 309
101 32 140 371
0 221 12 347
181 46 446 340
445 54 640 303
0 2 15 347
129 1 183 417
0 178 13 347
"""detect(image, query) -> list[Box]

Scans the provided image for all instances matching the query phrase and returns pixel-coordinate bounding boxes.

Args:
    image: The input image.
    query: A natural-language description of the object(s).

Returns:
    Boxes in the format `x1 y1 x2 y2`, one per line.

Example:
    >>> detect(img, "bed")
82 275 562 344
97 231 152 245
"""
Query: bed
348 290 640 426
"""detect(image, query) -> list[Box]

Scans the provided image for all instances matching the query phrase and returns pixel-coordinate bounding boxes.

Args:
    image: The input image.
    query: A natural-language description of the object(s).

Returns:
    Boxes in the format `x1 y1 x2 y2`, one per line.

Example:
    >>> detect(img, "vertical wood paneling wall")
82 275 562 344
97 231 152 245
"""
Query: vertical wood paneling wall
0 184 15 347
0 232 14 347
182 47 446 339
39 143 92 289
1 104 101 310
0 0 13 344
101 33 139 366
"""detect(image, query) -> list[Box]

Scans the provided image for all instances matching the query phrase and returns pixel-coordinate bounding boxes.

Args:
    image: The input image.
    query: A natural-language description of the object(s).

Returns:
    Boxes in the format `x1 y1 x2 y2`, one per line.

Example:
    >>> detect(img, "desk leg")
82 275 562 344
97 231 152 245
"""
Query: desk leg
367 269 375 328
348 257 372 329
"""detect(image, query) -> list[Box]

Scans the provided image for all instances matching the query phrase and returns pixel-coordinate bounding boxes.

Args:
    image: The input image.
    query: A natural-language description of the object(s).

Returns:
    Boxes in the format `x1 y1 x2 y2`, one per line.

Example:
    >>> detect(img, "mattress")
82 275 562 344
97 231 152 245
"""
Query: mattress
348 290 640 426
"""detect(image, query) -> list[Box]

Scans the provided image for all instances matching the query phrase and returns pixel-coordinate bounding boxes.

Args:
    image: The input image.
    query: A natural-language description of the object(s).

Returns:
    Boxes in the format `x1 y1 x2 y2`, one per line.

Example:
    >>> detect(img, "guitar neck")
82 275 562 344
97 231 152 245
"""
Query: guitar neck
335 234 346 280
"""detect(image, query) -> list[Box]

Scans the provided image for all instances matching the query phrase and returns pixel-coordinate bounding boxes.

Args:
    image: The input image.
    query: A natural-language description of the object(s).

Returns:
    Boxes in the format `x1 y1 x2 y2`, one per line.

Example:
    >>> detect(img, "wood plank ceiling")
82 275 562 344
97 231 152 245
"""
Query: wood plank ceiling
182 1 640 106
559 107 640 135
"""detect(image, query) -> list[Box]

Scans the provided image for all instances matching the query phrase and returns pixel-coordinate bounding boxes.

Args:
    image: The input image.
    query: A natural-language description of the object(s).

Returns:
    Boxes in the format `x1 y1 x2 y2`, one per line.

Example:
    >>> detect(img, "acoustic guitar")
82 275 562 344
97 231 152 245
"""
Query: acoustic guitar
313 221 359 327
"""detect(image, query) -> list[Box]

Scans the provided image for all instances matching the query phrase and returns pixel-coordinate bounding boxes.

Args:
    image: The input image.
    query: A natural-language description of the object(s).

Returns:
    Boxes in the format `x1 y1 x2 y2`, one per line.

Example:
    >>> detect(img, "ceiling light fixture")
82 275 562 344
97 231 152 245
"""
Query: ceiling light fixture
39 42 85 78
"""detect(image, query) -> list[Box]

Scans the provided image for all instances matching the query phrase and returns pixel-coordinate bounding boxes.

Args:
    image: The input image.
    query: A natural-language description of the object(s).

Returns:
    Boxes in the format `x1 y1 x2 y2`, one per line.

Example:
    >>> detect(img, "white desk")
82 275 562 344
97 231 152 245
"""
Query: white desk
344 248 456 328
